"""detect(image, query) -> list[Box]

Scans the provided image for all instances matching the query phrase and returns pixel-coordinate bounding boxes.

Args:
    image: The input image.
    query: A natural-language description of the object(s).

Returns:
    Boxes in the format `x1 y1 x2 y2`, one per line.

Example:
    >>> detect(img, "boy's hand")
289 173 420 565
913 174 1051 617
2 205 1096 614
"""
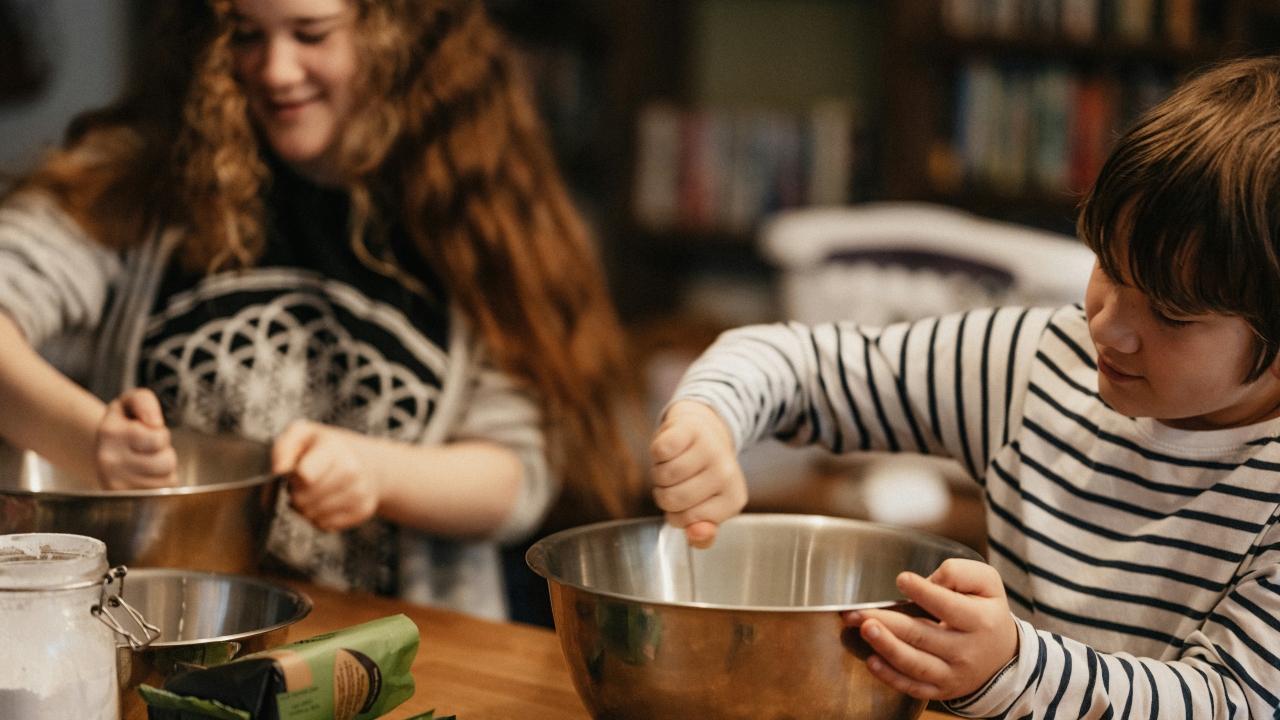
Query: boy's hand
842 558 1018 700
649 400 748 549
96 388 178 489
273 420 382 533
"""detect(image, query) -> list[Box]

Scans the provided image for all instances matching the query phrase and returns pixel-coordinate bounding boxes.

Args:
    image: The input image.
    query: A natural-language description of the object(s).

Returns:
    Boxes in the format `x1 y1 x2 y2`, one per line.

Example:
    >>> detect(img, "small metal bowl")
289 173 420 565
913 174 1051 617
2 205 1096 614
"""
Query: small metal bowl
527 514 983 720
115 568 313 720
0 428 282 573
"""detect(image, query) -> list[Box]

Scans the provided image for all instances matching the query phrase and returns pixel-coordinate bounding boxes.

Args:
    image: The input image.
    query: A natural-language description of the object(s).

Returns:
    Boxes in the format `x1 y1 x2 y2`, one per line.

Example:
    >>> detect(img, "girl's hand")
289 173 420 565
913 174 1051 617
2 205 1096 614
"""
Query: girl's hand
649 400 748 549
841 558 1018 700
96 388 178 489
273 420 382 533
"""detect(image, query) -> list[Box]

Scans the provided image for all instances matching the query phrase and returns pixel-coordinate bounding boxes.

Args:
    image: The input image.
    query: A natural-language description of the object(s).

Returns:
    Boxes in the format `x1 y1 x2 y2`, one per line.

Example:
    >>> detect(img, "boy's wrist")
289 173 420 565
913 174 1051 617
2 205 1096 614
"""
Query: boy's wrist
663 396 740 451
944 616 1024 715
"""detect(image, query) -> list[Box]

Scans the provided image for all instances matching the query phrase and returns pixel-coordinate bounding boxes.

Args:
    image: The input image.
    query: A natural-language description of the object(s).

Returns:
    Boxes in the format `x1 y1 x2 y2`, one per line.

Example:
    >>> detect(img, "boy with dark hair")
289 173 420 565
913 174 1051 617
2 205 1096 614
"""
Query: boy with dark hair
651 56 1280 717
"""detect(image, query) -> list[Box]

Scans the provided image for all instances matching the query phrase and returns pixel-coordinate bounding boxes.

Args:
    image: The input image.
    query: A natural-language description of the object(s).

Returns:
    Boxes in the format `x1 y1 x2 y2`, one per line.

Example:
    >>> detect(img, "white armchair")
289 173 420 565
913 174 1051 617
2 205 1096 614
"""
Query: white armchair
762 201 1094 325
744 201 1095 530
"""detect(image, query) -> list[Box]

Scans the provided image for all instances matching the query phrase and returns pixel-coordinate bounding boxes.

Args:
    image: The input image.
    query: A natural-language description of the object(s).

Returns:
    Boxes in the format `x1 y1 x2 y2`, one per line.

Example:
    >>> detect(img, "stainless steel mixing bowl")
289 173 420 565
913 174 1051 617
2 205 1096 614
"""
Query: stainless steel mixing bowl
114 567 313 720
527 514 984 720
0 429 282 573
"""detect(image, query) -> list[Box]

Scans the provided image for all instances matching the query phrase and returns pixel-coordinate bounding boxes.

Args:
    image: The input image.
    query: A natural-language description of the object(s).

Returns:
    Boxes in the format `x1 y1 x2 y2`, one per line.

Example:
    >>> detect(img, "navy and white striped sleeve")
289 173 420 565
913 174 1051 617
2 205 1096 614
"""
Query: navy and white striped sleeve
951 515 1280 720
672 307 1055 476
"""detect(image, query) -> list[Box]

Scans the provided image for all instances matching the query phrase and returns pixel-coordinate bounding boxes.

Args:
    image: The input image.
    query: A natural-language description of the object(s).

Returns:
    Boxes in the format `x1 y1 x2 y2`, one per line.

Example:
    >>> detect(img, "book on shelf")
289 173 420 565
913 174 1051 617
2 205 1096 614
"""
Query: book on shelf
1164 0 1197 48
941 0 1214 45
633 104 682 231
633 102 857 235
1068 75 1120 194
1115 0 1156 42
951 60 1171 198
1060 0 1099 40
1030 65 1072 192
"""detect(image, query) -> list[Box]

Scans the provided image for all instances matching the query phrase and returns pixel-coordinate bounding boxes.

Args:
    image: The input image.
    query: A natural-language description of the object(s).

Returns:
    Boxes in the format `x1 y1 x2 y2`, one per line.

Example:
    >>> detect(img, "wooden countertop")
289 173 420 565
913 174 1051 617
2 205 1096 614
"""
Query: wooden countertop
280 580 588 719
281 580 954 720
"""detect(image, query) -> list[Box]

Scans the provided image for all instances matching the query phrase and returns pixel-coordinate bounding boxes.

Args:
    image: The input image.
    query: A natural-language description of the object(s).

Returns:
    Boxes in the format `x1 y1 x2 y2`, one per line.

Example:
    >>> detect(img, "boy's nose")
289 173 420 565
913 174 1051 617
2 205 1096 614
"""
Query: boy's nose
1088 290 1141 355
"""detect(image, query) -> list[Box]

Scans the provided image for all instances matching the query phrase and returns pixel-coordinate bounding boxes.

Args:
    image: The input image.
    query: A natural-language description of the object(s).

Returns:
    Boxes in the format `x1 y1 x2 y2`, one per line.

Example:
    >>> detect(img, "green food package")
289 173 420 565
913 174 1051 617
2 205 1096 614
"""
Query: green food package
138 614 420 720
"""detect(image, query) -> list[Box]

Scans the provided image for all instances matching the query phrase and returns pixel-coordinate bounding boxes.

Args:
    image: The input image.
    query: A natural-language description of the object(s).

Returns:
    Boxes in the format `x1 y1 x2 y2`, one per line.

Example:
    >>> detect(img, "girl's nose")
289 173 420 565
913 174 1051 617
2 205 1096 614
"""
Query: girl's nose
259 38 305 89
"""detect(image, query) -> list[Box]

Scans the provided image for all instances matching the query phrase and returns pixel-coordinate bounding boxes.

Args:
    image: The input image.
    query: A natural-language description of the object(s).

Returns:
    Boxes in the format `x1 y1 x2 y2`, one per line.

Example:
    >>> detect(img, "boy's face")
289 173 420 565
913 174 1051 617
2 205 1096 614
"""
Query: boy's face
1084 257 1280 430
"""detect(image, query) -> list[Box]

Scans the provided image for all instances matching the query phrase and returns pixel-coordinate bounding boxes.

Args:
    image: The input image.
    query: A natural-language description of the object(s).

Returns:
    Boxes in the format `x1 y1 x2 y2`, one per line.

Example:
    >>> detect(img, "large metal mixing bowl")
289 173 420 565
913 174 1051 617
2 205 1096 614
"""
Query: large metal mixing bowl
113 568 313 720
0 429 282 573
527 514 984 720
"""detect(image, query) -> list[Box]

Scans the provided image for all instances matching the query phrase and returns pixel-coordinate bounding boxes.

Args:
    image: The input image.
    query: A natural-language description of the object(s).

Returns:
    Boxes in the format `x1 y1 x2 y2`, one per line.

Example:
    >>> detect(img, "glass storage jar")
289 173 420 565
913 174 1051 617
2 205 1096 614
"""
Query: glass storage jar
0 533 152 720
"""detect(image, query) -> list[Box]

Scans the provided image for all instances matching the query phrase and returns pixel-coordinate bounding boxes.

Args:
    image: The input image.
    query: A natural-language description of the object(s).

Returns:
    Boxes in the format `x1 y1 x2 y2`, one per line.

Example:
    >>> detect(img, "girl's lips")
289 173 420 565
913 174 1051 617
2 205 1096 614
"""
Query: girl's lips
1098 357 1141 382
264 98 315 121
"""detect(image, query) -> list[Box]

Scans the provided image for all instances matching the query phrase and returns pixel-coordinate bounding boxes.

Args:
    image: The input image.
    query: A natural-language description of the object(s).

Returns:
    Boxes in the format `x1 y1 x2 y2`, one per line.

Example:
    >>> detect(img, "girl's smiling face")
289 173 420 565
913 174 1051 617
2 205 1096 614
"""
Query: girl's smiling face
229 0 359 185
1084 254 1280 430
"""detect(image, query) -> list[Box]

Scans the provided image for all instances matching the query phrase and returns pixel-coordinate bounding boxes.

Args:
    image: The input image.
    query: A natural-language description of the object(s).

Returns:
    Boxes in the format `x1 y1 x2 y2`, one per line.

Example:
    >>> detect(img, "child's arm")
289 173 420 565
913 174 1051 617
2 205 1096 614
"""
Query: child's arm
271 348 550 543
851 556 1278 719
0 193 178 487
658 308 1055 541
672 309 1054 477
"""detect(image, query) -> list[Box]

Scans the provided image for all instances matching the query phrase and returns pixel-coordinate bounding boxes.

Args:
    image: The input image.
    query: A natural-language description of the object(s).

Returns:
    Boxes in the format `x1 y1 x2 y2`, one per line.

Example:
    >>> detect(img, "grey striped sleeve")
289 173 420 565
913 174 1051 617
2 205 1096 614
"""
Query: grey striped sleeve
0 192 121 347
449 353 550 545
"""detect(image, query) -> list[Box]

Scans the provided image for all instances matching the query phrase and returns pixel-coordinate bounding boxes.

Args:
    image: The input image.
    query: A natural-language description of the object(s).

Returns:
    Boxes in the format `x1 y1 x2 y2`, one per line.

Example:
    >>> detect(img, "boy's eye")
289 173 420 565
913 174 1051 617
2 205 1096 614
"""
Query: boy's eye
1152 307 1193 328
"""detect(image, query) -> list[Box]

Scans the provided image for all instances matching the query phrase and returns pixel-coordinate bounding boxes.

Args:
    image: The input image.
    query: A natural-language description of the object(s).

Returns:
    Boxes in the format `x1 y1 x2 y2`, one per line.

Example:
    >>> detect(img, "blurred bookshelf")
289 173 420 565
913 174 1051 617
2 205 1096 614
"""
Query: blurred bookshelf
883 0 1280 236
492 0 1280 322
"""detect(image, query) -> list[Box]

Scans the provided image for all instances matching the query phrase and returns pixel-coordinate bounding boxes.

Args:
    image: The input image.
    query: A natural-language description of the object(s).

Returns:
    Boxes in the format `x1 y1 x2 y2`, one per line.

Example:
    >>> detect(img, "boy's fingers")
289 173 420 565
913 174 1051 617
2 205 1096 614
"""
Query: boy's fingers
899 568 990 631
650 445 706 488
863 653 944 701
896 572 962 625
927 558 1001 597
663 491 746 532
650 423 695 465
859 609 947 657
652 469 719 513
860 618 949 690
686 521 716 549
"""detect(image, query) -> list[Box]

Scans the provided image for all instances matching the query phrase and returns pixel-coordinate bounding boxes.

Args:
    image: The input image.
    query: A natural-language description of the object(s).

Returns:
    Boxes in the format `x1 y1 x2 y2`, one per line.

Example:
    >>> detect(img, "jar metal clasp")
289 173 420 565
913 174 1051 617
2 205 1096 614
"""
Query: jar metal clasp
90 566 160 651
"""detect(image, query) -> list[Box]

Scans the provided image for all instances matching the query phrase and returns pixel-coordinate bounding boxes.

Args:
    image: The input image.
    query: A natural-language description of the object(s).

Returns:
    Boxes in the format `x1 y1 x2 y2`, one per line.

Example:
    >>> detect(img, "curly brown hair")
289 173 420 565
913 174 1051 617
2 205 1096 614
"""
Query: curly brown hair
13 0 645 523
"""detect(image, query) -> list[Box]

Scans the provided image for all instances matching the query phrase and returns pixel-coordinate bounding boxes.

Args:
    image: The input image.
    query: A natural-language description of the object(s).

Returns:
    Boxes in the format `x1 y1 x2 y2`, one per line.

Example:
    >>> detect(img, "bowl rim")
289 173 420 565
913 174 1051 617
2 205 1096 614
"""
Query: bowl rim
0 471 283 499
120 567 314 648
525 513 985 613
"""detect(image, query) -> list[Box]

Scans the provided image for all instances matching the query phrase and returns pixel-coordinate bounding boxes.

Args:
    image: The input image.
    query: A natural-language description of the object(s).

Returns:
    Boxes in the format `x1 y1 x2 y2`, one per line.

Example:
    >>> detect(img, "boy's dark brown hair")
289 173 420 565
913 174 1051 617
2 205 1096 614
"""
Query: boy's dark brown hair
1078 55 1280 382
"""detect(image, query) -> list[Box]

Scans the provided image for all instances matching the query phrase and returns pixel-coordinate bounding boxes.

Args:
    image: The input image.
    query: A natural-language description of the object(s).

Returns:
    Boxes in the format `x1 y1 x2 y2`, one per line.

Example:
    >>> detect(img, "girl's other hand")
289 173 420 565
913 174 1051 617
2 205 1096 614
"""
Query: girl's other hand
96 388 178 489
649 400 748 549
273 420 382 533
841 558 1018 700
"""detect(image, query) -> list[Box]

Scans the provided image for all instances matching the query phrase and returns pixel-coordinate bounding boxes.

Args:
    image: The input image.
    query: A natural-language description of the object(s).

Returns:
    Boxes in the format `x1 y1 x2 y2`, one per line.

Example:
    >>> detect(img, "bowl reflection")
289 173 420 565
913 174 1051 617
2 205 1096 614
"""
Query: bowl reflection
527 514 983 720
115 568 312 720
0 428 282 573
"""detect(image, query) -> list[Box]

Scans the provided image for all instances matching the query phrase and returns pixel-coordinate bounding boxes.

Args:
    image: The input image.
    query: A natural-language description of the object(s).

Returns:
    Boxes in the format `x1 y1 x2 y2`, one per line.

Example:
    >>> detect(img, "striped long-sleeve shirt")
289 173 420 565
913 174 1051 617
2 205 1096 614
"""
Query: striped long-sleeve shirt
673 305 1280 720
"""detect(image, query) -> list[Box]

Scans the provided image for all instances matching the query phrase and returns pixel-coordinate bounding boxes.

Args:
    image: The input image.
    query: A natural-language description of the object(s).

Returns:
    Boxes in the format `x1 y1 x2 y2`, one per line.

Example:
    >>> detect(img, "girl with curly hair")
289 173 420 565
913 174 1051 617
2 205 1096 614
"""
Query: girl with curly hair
0 0 644 619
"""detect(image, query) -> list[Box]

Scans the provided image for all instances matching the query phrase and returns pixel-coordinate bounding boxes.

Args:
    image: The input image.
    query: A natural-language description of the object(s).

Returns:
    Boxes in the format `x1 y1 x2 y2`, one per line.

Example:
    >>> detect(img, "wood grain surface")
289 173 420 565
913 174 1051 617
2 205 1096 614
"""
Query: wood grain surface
281 580 955 720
